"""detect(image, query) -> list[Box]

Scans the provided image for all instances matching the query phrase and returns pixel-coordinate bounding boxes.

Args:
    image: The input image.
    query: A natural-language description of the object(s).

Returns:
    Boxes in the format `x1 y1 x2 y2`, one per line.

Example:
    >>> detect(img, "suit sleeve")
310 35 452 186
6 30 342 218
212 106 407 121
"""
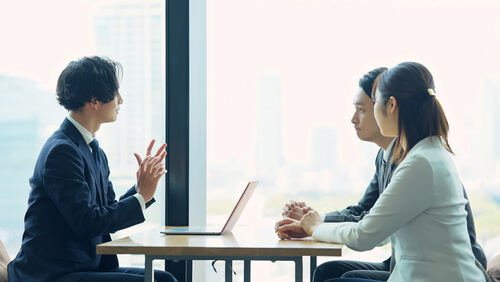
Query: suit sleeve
43 143 145 239
324 149 384 223
313 155 433 251
100 152 156 209
463 188 487 269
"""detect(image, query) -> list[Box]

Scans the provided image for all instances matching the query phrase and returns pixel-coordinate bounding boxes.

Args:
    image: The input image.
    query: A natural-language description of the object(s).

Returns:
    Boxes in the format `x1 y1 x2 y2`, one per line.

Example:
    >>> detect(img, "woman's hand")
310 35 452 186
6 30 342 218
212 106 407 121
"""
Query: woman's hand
300 210 323 236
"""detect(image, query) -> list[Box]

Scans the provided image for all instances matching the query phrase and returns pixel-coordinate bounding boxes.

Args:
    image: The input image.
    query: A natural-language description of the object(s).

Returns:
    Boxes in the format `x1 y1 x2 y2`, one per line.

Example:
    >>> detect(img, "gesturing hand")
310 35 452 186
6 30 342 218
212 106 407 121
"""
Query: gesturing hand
134 139 167 202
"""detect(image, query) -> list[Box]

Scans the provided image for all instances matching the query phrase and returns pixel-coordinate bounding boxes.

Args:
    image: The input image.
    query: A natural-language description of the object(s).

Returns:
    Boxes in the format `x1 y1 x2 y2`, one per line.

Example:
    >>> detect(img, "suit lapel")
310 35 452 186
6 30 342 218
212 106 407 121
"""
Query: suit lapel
60 118 105 206
80 140 105 206
382 144 396 191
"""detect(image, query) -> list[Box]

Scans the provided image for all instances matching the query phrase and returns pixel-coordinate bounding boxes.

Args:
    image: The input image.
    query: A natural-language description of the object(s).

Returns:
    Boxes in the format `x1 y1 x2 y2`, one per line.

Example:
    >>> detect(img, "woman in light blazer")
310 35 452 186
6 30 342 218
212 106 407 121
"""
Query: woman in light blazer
276 62 487 282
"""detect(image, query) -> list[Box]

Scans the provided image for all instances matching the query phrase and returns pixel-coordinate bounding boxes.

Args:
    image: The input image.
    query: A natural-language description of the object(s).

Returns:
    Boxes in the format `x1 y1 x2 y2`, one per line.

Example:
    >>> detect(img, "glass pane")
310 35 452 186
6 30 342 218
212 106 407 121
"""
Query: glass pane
0 0 165 268
207 0 500 280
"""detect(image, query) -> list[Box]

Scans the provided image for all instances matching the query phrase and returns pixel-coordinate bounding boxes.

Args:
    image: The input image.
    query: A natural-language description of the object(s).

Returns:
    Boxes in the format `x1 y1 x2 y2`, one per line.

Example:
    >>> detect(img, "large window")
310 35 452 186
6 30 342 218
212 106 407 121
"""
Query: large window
3 1 500 281
0 0 166 267
206 0 500 280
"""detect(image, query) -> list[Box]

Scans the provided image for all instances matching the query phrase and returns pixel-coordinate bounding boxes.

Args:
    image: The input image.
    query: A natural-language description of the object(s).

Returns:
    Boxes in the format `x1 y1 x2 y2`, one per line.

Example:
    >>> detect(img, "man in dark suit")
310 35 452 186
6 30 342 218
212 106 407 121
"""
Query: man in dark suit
8 56 177 282
278 67 487 281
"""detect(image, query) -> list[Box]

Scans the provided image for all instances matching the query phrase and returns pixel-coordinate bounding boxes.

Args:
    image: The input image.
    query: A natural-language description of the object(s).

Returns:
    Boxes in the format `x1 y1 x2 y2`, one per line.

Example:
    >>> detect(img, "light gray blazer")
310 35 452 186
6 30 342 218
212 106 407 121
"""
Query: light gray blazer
313 136 485 282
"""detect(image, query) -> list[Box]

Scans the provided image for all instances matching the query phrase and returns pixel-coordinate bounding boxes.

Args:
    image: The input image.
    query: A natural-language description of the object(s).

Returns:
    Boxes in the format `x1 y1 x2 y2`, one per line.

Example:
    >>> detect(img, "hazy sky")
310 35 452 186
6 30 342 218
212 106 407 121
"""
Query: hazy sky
1 0 500 164
206 0 500 163
0 0 96 89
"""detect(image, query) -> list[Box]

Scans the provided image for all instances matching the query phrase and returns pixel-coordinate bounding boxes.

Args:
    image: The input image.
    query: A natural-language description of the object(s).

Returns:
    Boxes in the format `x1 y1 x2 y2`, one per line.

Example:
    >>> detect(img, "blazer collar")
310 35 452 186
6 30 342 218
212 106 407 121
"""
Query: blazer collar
60 117 87 147
67 115 93 144
60 118 105 205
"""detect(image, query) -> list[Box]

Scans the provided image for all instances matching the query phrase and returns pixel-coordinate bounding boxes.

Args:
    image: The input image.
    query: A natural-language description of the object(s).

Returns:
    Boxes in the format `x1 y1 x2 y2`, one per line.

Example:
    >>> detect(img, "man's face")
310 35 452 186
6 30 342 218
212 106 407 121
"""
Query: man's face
351 87 382 142
98 92 123 123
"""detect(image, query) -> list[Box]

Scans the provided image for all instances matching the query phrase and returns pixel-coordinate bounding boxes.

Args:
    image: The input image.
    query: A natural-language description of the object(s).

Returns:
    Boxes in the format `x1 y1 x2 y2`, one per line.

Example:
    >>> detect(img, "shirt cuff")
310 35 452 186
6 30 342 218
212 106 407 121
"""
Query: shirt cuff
312 223 331 242
321 214 326 222
133 193 146 211
312 222 347 244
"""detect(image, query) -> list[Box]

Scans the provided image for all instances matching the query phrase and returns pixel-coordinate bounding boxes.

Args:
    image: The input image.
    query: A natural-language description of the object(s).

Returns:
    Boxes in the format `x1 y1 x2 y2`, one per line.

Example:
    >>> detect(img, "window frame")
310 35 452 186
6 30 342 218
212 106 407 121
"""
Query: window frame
164 0 207 280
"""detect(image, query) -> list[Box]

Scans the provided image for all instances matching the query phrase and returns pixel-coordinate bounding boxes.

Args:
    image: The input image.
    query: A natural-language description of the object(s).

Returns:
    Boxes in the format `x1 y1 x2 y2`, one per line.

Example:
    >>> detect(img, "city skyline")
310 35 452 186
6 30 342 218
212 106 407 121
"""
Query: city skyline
0 0 167 257
2 1 500 280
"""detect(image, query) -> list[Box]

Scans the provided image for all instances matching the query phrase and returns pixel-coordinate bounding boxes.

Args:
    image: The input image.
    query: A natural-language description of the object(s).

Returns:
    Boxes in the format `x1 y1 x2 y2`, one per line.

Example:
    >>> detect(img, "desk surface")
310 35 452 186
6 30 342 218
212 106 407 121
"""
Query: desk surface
97 226 342 258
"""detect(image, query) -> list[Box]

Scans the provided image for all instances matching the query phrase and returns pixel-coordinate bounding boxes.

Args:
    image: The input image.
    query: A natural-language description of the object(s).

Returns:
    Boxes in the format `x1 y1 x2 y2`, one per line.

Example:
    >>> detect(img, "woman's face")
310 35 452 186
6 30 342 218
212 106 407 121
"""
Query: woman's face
373 88 398 137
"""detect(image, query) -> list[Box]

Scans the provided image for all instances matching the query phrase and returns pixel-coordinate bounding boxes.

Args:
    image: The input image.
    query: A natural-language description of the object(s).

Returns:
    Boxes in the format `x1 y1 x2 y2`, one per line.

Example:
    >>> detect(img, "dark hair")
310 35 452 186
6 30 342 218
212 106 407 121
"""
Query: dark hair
376 62 452 163
359 67 388 98
56 56 122 111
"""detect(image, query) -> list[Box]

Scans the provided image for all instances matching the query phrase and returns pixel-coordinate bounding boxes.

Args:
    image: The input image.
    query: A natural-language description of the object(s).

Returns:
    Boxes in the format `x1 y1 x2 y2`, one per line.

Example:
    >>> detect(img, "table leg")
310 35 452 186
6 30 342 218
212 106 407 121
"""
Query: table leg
144 255 154 282
225 260 233 282
244 260 251 282
294 257 303 282
310 256 317 282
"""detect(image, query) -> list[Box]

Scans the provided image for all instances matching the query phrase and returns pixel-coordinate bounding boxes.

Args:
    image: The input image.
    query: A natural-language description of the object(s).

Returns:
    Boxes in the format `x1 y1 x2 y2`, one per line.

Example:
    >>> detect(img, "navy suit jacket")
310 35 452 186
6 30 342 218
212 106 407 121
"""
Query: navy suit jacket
8 118 154 282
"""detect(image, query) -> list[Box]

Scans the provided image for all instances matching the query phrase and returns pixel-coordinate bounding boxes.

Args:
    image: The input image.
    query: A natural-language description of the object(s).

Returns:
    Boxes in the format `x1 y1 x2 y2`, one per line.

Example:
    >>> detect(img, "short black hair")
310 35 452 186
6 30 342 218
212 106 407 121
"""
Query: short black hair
359 67 387 98
56 56 122 111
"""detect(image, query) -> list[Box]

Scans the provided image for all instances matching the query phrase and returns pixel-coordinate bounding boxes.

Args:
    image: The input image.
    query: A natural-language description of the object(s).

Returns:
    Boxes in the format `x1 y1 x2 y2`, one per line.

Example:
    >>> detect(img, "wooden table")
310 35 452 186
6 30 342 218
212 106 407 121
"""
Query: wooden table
97 226 342 282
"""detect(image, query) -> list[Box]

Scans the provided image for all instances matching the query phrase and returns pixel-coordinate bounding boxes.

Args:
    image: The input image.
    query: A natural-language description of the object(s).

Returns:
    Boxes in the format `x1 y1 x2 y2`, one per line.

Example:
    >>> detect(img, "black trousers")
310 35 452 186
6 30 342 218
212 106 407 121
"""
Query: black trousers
313 258 390 282
326 279 384 282
64 267 178 282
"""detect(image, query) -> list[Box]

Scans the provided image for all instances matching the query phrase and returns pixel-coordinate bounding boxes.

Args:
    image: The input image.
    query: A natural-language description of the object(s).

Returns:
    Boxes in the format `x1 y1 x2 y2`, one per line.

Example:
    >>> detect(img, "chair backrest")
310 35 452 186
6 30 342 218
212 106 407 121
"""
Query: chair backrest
0 240 10 282
488 268 500 282
488 254 500 282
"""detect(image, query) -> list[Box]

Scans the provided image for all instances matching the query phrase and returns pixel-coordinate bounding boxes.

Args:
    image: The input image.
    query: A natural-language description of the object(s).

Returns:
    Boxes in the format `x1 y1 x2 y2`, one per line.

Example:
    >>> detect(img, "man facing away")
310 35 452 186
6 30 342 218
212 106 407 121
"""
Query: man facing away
8 56 177 282
277 67 487 281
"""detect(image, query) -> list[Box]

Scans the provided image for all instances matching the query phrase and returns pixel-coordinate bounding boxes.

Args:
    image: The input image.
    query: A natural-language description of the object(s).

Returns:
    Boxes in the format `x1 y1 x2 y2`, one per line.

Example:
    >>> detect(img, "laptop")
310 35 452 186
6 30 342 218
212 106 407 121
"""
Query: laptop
161 181 259 235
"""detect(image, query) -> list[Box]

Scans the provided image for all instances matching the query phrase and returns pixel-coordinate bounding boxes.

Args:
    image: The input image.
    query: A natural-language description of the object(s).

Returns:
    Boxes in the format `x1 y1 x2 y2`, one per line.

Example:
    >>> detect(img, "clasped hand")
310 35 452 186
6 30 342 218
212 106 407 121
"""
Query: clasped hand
275 200 323 240
281 200 312 220
134 139 167 202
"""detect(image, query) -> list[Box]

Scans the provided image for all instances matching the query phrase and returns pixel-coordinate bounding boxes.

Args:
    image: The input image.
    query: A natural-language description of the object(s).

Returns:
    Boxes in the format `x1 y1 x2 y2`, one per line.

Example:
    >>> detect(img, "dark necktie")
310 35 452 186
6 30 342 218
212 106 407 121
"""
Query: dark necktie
89 139 101 172
89 139 104 205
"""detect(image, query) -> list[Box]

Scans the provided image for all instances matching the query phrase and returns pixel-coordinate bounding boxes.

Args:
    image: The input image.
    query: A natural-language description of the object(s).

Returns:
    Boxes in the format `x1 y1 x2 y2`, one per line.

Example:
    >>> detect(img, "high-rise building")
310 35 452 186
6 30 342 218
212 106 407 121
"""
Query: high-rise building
92 0 165 172
311 126 337 170
471 76 500 203
0 75 53 255
469 77 500 180
255 72 284 185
